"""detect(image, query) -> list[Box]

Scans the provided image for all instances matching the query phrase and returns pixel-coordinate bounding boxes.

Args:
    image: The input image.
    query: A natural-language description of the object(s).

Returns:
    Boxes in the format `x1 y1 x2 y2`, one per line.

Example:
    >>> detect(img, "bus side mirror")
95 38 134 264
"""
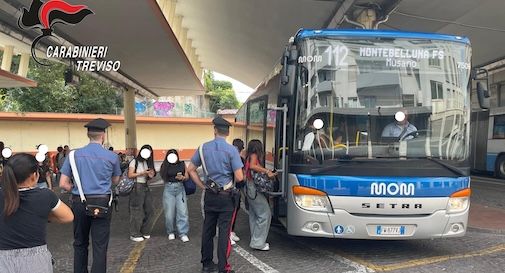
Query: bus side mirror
476 82 490 110
279 46 298 97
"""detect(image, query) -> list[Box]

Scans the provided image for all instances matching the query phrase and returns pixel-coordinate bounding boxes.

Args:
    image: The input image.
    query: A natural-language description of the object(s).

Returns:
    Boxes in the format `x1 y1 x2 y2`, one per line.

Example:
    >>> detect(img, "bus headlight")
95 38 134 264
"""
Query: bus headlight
447 188 471 214
293 186 333 213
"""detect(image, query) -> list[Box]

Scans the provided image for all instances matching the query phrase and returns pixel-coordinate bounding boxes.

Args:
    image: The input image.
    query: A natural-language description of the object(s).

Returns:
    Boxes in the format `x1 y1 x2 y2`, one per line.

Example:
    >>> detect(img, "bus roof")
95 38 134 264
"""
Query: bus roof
295 29 470 45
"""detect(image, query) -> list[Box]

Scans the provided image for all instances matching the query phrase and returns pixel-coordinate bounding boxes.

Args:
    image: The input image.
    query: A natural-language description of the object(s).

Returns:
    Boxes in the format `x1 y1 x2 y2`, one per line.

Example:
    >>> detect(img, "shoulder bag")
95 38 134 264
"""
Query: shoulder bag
115 159 137 196
69 150 112 218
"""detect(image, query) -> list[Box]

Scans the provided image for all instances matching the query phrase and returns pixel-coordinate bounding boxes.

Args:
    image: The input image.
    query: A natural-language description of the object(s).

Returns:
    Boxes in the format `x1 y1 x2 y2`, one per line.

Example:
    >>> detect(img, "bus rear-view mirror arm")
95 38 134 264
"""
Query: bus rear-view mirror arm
473 68 490 110
476 82 490 110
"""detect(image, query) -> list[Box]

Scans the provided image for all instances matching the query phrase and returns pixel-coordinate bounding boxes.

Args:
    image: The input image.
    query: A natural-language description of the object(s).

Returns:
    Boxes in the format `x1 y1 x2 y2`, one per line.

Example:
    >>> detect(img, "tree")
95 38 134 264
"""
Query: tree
204 71 240 113
0 60 123 114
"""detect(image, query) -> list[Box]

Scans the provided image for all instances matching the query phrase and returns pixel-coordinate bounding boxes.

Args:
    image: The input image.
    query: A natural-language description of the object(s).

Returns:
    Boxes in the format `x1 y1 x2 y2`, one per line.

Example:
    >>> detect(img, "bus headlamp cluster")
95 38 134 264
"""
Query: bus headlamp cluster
446 188 471 214
293 186 333 213
446 197 469 214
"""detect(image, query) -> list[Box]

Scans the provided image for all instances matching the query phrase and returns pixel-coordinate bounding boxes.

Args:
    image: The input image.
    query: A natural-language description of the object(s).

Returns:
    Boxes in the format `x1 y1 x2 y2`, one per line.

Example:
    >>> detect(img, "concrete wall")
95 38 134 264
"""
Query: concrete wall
0 112 223 160
0 112 274 161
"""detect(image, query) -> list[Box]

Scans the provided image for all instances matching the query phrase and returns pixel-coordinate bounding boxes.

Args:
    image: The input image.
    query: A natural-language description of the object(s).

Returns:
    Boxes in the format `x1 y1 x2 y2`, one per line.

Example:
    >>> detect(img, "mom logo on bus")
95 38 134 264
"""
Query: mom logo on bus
370 182 415 196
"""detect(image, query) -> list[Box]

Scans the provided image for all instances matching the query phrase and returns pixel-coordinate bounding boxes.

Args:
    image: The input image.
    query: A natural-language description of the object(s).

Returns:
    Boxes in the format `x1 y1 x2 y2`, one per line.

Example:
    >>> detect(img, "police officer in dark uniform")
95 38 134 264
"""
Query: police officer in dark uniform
187 116 244 273
59 118 122 273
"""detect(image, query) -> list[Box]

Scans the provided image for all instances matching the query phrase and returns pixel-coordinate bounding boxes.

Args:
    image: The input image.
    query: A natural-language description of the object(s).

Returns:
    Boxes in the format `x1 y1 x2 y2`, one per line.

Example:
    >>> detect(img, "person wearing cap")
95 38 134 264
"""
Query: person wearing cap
59 118 122 273
187 116 245 273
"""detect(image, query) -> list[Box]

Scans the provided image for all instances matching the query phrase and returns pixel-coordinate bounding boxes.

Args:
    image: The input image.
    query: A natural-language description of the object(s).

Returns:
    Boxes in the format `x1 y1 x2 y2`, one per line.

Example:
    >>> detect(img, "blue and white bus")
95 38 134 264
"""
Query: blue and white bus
235 29 475 239
471 106 505 178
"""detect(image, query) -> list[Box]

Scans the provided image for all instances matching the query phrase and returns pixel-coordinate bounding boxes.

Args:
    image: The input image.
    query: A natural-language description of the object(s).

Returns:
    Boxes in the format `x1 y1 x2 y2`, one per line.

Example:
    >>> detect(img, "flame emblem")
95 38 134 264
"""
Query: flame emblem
18 0 93 65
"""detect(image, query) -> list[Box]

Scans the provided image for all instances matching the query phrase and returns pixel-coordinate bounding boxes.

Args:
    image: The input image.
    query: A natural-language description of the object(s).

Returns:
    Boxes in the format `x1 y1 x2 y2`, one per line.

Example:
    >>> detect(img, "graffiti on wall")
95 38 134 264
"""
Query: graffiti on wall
135 99 199 117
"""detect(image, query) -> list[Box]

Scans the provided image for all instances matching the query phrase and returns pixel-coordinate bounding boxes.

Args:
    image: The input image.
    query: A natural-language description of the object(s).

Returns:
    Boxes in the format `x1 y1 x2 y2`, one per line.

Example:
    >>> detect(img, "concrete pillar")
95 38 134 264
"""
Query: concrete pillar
17 53 30 77
190 48 197 68
180 28 188 52
356 9 376 29
1 45 14 72
162 0 171 19
123 88 137 156
168 0 176 25
156 0 164 11
173 15 183 38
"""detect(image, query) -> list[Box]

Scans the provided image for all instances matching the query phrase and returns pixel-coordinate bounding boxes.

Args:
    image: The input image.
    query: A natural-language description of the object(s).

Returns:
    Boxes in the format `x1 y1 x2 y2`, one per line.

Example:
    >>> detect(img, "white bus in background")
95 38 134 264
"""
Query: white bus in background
471 107 505 178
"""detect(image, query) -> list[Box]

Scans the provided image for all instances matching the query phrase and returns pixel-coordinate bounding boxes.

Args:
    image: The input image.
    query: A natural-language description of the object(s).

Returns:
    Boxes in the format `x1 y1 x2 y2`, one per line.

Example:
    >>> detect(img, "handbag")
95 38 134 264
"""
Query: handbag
69 151 112 218
184 177 197 195
244 157 275 198
115 169 136 196
115 160 137 196
251 170 275 193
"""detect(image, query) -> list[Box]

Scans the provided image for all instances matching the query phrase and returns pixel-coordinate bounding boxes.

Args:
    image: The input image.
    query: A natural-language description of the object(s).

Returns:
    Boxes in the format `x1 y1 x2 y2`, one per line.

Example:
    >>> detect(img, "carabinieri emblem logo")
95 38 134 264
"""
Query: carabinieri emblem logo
18 0 93 65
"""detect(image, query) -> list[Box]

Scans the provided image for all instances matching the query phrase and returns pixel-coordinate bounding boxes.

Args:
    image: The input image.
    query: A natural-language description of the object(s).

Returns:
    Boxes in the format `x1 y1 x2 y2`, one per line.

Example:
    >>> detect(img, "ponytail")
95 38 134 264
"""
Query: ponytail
2 163 20 217
0 153 38 217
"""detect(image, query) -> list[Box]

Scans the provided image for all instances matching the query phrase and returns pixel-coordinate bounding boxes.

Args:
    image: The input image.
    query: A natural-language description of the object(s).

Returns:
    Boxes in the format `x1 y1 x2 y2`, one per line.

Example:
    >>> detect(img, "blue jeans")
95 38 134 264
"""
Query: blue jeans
163 182 189 236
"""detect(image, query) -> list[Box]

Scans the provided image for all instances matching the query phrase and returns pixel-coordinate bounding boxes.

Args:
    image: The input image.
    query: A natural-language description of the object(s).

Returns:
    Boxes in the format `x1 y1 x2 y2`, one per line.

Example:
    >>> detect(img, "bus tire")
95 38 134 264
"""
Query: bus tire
495 155 505 179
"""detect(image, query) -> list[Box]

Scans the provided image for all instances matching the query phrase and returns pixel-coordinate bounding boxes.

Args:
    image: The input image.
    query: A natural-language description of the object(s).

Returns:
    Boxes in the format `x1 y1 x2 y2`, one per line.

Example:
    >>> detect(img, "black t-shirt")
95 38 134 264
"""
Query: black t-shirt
0 188 60 250
161 161 186 182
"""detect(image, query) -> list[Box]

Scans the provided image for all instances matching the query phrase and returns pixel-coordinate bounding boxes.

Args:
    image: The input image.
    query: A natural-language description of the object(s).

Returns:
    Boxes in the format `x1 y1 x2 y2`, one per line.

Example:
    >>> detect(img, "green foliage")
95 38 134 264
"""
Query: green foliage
204 71 239 113
0 61 123 114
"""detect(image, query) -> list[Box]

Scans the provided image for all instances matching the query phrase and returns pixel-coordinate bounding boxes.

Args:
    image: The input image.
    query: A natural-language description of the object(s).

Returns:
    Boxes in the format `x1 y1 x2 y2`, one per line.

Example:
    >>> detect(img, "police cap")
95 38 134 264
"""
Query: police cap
212 116 232 131
84 118 111 132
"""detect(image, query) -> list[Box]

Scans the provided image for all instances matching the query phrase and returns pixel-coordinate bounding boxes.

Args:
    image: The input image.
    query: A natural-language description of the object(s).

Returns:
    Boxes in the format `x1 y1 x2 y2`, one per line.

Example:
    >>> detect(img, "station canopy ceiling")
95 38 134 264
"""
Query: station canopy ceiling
177 0 505 89
1 0 504 95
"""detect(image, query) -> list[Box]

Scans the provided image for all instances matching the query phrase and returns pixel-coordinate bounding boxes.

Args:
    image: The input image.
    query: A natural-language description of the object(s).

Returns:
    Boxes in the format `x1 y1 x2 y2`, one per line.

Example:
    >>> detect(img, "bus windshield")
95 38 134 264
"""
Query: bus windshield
293 37 471 165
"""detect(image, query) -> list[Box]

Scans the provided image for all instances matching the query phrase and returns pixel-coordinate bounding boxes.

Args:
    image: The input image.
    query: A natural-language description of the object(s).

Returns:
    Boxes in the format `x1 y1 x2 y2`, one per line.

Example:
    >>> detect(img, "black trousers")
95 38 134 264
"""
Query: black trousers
72 198 112 273
201 190 237 272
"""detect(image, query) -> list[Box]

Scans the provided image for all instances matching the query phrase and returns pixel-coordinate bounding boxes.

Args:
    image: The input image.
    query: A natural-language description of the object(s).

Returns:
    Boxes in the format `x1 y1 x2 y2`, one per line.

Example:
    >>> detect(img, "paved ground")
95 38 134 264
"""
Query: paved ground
47 175 505 273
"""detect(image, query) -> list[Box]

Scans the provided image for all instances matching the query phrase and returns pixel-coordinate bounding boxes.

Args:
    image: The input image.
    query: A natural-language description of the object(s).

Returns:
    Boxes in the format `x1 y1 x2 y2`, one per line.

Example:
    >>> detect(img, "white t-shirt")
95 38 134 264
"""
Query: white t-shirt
129 159 148 183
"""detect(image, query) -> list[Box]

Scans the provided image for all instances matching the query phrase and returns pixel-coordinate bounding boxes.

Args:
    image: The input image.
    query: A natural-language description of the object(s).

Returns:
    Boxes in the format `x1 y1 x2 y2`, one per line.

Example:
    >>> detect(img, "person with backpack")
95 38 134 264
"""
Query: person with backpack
128 144 156 242
159 149 190 242
37 154 53 190
244 139 276 251
0 153 74 273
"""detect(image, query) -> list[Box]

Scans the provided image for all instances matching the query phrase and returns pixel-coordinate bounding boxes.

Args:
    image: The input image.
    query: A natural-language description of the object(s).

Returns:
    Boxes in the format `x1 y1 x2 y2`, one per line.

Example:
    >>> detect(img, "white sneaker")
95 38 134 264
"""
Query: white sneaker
168 234 176 240
259 243 270 251
230 232 240 242
230 238 236 246
130 236 144 242
143 235 151 239
180 235 189 242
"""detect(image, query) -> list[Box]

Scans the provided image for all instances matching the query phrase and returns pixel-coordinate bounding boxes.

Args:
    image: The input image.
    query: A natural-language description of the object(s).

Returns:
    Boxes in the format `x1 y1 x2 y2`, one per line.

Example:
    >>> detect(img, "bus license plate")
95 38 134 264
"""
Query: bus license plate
376 225 406 235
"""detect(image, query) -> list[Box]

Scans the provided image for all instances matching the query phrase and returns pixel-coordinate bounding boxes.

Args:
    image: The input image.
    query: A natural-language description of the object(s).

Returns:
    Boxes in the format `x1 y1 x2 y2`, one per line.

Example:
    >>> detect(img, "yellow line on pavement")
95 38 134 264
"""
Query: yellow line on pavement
119 208 164 273
354 243 505 272
119 241 147 273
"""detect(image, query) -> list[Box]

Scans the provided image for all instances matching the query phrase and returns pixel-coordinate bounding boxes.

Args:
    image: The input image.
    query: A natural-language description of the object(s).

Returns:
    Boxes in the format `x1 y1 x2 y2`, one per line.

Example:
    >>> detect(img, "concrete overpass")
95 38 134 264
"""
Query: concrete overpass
1 0 504 152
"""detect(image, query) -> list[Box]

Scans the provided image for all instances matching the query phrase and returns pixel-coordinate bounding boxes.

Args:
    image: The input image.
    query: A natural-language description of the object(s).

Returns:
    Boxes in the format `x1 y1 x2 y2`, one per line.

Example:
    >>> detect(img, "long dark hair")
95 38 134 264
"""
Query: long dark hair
246 139 264 165
136 144 155 170
1 153 38 217
159 149 183 182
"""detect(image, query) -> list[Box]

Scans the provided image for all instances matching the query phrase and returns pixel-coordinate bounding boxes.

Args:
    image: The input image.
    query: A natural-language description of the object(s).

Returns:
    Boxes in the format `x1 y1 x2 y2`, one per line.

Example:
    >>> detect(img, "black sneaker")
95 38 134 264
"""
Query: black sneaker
201 263 218 273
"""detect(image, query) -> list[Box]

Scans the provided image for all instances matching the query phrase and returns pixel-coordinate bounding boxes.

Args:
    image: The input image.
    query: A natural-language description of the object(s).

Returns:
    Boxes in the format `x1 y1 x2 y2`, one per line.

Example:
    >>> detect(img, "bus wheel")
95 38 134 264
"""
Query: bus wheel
495 155 505 179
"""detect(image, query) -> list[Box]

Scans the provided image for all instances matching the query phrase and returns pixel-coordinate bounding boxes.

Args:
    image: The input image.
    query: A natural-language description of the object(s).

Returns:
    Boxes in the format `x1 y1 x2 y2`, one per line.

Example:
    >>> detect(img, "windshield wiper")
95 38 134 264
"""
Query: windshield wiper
423 157 466 176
